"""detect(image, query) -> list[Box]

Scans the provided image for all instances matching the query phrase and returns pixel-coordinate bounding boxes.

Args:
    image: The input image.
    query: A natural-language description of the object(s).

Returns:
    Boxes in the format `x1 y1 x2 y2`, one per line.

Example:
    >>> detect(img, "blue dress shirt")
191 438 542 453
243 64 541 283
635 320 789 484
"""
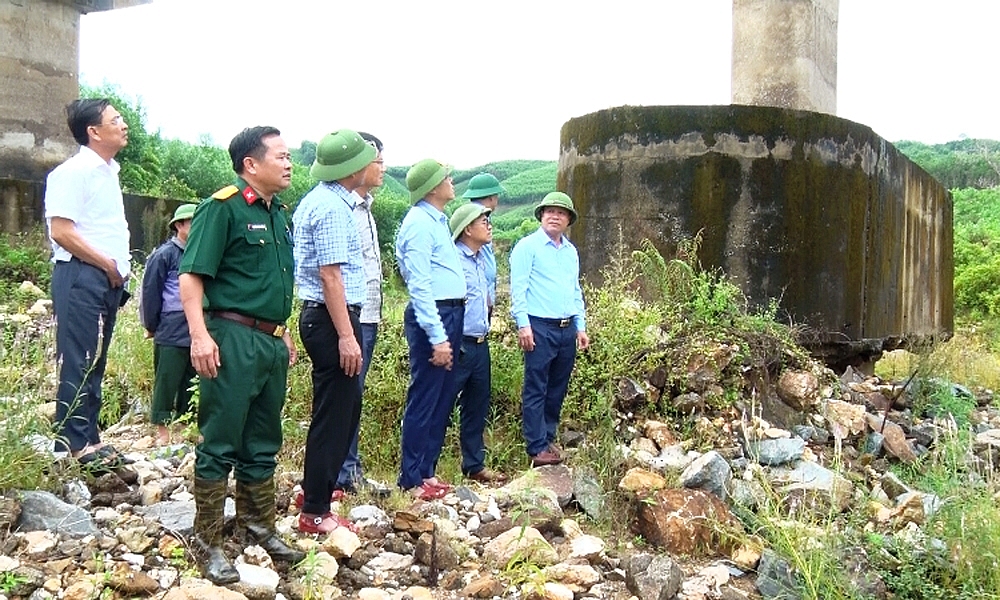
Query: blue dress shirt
293 181 365 306
395 201 466 344
481 242 496 307
509 227 586 330
457 241 489 338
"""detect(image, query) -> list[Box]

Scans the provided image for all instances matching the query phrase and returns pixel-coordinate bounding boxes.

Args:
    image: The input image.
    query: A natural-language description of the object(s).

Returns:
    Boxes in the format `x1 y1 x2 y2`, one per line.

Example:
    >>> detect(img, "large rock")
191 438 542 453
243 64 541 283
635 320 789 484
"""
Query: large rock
643 420 677 450
866 414 917 463
16 491 97 537
679 450 732 501
541 563 601 593
134 500 196 536
162 581 250 599
414 531 460 570
572 467 606 522
635 488 740 556
756 549 800 599
625 552 684 600
747 437 806 466
777 370 819 410
618 468 667 494
482 526 558 567
506 464 574 508
231 563 279 600
770 460 854 512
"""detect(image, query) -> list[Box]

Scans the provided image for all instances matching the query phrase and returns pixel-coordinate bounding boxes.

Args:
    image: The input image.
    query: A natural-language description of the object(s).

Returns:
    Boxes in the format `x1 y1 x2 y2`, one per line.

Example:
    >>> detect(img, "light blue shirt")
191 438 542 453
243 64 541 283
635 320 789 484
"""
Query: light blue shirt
509 227 586 331
457 241 489 338
293 181 365 306
395 200 466 344
481 242 496 306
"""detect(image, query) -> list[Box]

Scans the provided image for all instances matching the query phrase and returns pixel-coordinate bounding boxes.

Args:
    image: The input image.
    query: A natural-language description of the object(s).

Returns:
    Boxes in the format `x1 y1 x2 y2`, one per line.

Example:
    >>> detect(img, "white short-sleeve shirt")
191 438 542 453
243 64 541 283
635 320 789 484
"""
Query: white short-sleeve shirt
44 146 131 277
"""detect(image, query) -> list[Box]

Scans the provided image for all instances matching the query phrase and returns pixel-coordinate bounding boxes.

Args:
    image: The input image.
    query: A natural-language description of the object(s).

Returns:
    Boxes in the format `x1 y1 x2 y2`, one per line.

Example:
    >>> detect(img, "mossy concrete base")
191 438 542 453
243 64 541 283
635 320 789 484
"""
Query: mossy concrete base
559 105 953 367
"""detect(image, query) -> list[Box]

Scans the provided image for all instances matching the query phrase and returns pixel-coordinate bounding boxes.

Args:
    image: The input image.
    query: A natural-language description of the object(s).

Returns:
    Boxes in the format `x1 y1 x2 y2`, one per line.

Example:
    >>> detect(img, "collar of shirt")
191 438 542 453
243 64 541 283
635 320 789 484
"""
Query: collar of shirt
456 241 480 259
78 145 121 174
323 181 357 210
535 227 568 248
353 191 373 210
415 199 448 225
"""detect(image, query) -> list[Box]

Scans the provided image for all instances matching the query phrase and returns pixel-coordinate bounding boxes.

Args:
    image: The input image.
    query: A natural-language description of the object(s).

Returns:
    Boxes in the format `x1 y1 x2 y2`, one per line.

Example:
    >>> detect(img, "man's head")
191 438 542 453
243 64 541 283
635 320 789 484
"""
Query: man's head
229 126 291 199
534 191 578 239
310 129 378 191
357 132 385 194
67 98 129 157
462 172 504 211
450 202 493 249
407 159 453 206
169 203 197 241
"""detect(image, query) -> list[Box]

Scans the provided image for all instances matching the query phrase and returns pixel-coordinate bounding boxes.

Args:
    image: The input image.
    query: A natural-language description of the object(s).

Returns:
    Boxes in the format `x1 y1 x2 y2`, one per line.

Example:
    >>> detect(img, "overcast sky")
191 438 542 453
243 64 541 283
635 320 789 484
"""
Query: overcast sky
79 0 1000 169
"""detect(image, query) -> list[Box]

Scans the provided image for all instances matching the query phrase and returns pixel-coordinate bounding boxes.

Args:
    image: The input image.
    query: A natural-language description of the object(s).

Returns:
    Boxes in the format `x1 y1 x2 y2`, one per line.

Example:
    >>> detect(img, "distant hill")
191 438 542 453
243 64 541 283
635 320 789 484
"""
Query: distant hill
385 159 557 210
897 139 1000 189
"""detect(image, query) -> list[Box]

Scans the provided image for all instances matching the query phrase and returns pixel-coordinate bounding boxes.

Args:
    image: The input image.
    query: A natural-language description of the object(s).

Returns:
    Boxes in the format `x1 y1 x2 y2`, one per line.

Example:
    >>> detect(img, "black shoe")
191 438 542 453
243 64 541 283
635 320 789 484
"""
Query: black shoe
194 538 239 584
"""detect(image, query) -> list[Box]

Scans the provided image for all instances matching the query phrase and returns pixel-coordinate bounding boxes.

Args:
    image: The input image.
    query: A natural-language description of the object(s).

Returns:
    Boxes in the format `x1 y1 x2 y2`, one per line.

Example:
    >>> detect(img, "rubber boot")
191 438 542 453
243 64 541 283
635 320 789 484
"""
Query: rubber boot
193 477 239 584
236 478 306 564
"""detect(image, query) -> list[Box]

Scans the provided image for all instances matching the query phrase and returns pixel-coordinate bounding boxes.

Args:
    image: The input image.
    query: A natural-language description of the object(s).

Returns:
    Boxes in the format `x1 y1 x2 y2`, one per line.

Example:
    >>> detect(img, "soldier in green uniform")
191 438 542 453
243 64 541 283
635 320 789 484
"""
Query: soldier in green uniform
178 126 303 584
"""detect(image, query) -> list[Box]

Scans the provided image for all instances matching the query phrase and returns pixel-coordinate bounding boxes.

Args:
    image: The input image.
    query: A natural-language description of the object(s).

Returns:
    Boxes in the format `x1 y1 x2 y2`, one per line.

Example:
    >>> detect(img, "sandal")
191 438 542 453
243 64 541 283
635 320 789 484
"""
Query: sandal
96 445 134 465
77 451 122 474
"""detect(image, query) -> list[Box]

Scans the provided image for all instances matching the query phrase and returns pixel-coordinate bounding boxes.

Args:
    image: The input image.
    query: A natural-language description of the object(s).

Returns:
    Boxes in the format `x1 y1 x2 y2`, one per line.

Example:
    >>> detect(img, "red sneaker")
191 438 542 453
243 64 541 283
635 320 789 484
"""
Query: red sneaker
298 512 358 534
407 482 447 501
294 489 347 509
423 477 452 492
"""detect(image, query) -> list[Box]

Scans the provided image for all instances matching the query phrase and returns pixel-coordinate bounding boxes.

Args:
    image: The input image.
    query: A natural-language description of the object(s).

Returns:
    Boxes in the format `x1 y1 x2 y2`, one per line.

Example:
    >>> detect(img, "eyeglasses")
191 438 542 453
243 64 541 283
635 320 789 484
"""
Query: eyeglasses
94 115 123 128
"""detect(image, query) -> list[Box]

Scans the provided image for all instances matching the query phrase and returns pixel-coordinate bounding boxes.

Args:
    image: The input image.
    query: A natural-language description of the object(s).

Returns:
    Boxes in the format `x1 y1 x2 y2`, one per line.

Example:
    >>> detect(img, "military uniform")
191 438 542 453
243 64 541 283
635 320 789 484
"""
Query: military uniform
179 179 294 482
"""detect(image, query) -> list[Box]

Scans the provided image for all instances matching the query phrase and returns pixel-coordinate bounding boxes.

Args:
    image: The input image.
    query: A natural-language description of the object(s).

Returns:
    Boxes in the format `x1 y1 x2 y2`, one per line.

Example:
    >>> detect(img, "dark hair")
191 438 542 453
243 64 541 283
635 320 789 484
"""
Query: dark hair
66 98 111 145
229 126 281 174
358 131 383 152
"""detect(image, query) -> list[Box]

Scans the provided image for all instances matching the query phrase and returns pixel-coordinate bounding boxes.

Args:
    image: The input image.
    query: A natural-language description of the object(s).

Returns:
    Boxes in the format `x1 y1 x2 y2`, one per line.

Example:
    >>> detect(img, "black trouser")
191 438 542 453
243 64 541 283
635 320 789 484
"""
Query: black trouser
52 258 124 452
298 304 362 515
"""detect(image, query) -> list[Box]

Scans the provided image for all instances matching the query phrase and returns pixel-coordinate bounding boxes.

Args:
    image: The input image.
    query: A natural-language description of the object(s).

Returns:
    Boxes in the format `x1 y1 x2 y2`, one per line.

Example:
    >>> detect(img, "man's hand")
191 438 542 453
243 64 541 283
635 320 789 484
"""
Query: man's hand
283 330 297 367
144 330 154 340
518 326 535 352
340 335 362 377
104 259 124 288
577 330 590 350
430 341 453 370
190 330 221 378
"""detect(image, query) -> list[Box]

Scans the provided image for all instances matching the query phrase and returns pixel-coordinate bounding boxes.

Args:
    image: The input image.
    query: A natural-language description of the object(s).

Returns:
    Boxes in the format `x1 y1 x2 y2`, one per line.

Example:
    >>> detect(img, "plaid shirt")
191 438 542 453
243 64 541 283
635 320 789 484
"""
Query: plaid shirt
353 192 383 324
293 182 365 306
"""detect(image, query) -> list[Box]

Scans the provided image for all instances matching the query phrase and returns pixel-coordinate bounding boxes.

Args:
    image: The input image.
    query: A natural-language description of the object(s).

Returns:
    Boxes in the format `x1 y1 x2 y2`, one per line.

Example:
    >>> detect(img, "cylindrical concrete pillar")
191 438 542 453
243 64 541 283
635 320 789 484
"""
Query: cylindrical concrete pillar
732 0 839 114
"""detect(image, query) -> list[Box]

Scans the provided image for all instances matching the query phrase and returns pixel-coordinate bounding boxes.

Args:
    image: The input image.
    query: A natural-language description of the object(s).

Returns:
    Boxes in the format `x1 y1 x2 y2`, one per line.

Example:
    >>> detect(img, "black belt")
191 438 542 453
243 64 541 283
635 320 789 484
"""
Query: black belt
303 300 361 316
211 311 286 337
463 334 488 344
530 316 573 328
436 298 466 307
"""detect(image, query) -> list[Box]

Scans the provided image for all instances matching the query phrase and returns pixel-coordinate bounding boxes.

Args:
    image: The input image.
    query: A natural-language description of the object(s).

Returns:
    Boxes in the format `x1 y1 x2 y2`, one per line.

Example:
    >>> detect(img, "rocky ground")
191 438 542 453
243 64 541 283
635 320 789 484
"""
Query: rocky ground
2 356 998 600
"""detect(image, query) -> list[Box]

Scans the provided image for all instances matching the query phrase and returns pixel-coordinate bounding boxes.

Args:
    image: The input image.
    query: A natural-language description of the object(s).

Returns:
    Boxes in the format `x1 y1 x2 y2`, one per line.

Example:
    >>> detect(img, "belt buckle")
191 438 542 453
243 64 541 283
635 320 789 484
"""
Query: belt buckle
272 324 286 338
476 335 486 343
559 319 570 328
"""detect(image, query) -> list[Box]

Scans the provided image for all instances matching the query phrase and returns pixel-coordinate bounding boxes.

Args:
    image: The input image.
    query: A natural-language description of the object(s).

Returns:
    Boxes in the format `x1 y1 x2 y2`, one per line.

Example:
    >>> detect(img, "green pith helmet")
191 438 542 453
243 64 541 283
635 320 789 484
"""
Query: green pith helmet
169 203 196 230
310 129 377 182
462 172 505 200
449 202 492 241
534 191 578 225
406 159 451 202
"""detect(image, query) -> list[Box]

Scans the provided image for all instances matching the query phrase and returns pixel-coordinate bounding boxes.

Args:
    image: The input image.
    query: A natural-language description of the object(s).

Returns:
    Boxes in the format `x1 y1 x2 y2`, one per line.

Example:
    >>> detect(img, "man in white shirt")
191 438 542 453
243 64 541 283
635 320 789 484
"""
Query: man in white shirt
44 98 131 471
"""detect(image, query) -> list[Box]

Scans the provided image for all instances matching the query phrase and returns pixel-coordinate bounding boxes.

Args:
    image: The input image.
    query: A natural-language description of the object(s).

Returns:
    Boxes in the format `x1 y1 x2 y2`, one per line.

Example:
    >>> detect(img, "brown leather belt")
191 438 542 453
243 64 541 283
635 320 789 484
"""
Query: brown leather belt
210 311 286 338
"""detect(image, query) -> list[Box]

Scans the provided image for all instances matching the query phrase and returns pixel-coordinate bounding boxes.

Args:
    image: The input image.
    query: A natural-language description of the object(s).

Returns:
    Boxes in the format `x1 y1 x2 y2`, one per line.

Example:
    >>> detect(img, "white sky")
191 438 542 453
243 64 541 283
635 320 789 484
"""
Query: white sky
79 0 1000 169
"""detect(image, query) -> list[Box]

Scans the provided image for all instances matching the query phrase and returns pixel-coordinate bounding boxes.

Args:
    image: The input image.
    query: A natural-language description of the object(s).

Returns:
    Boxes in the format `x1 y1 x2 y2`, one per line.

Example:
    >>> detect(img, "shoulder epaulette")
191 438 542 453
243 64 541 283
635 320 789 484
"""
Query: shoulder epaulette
211 185 239 201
